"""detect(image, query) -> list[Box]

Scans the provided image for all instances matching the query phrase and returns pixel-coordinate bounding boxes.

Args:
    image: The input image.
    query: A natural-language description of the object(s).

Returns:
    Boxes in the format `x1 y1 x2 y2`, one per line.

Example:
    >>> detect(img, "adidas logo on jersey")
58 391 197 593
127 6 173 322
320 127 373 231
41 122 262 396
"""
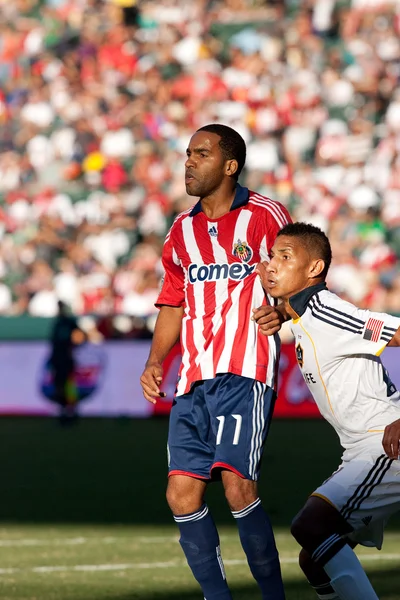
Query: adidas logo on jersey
188 262 256 283
362 515 372 526
208 226 218 237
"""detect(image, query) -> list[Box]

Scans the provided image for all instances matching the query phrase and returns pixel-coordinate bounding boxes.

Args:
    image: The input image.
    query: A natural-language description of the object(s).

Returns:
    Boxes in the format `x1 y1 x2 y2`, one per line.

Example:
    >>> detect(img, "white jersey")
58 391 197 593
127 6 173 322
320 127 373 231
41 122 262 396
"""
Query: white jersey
289 283 400 459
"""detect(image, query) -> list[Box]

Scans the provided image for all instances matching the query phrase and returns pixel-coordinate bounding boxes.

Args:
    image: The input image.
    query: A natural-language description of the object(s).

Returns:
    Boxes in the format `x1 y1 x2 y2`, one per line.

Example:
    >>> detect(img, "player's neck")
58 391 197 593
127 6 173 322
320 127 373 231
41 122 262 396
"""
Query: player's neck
200 187 236 219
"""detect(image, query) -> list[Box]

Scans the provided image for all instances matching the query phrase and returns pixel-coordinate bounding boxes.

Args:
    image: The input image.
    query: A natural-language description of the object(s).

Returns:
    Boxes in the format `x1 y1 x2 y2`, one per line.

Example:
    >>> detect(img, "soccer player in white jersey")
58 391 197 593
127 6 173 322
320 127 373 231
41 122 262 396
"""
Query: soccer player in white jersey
140 124 291 600
253 222 400 600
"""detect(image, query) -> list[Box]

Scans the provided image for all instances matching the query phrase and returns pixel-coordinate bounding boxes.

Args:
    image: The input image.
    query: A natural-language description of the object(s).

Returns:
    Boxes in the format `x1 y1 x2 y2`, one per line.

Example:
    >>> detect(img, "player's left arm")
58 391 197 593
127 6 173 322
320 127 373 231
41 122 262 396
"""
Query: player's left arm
387 326 400 346
382 418 400 459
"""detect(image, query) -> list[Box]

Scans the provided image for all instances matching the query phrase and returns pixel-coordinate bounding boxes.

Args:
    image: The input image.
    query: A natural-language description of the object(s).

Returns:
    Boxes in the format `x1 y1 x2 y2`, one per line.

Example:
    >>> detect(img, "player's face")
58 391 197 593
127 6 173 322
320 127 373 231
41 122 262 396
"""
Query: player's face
266 235 316 300
185 131 227 197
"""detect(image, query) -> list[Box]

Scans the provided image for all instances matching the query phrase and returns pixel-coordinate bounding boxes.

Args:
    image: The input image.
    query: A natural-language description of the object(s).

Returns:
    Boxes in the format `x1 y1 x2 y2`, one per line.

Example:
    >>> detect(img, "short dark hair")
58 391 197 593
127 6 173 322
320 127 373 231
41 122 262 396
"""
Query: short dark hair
277 222 332 278
197 123 246 180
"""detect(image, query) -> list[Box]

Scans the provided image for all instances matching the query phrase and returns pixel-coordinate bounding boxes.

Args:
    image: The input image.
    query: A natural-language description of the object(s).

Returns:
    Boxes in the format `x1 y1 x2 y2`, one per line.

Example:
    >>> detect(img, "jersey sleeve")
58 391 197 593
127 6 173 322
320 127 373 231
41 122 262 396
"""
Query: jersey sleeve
314 295 400 357
155 229 185 308
259 201 292 261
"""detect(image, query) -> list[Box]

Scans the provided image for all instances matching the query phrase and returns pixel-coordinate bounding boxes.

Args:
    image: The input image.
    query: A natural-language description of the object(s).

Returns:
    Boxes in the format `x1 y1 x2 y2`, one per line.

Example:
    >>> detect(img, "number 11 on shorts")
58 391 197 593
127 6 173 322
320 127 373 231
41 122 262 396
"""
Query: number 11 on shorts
216 414 242 445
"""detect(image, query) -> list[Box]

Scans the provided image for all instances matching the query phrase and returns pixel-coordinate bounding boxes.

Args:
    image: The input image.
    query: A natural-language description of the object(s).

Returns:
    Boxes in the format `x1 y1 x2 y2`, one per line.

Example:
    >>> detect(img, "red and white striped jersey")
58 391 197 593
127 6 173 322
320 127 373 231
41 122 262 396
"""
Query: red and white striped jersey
156 184 292 396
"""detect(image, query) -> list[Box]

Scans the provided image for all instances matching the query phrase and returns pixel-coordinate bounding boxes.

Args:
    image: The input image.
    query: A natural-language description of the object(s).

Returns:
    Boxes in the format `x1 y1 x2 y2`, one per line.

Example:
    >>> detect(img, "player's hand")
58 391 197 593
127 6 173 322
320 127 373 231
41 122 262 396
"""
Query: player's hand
140 362 165 404
252 305 284 336
382 419 400 459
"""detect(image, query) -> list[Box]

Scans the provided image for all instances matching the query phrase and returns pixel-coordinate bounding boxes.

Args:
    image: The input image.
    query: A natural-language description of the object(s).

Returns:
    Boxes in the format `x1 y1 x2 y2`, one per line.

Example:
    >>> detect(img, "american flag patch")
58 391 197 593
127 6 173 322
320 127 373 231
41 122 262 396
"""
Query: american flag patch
363 318 384 342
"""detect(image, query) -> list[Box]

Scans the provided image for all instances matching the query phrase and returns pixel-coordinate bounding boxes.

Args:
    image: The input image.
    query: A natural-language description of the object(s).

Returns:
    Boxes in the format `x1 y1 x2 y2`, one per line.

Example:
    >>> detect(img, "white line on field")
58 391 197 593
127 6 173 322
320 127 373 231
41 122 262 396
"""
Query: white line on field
0 536 179 547
0 532 301 548
0 553 399 576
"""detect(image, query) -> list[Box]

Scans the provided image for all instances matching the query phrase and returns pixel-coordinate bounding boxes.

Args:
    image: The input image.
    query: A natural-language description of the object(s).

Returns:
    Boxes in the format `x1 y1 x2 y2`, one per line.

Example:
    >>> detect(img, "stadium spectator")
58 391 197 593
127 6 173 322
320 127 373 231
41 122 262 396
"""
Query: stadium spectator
141 124 290 599
0 0 398 327
254 222 400 600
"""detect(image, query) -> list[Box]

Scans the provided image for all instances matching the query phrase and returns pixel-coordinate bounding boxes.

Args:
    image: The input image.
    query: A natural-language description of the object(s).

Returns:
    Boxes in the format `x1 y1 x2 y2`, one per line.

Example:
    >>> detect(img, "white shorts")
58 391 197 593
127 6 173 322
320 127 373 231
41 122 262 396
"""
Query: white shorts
312 453 400 549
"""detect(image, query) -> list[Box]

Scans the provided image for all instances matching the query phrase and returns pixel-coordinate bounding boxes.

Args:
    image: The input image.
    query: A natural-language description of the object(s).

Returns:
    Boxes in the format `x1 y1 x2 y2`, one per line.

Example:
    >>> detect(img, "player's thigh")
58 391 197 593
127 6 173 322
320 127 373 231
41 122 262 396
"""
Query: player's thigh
313 453 400 548
168 383 214 480
205 374 276 481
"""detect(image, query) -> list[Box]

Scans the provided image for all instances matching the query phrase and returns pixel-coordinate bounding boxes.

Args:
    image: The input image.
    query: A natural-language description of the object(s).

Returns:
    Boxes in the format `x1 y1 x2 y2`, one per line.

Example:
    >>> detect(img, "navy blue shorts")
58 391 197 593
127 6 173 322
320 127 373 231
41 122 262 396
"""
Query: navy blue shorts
167 373 276 482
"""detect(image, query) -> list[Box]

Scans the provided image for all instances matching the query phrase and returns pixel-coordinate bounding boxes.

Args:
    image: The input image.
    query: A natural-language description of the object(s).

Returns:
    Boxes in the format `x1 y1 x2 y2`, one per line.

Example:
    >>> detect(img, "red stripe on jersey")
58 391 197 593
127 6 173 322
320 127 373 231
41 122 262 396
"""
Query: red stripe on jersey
255 295 271 383
192 217 216 355
211 211 239 373
172 224 201 388
229 277 252 374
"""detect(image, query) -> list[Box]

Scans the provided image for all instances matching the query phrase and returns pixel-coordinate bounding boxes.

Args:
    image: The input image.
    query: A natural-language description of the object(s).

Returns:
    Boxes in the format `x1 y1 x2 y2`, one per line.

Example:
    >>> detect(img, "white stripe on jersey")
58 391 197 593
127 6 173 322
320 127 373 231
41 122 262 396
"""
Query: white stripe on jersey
232 208 253 246
208 221 229 337
181 218 207 373
259 234 270 262
172 247 180 266
179 277 191 394
216 210 252 374
251 193 290 227
215 281 244 374
242 278 264 381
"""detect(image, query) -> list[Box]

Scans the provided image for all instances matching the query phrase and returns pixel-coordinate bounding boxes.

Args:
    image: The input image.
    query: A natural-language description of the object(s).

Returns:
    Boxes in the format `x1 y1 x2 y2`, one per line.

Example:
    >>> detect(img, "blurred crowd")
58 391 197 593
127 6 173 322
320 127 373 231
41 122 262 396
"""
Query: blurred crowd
0 0 399 331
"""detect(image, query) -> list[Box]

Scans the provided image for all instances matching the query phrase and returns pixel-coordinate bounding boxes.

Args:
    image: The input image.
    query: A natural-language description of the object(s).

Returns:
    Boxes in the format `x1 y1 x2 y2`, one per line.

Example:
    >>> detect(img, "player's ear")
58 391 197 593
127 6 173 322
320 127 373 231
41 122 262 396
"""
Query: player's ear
225 159 238 178
310 258 325 278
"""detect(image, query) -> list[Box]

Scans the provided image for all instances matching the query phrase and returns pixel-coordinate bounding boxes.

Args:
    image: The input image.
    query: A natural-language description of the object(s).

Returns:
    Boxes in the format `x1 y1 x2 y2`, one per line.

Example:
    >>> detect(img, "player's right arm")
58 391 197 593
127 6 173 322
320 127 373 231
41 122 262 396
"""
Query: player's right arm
387 326 400 346
141 305 183 404
140 225 185 404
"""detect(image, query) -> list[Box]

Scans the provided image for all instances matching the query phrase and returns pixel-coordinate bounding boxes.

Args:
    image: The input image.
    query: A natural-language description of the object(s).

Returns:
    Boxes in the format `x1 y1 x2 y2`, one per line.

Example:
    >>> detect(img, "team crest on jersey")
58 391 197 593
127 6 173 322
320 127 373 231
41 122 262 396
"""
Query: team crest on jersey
233 239 253 263
296 343 304 368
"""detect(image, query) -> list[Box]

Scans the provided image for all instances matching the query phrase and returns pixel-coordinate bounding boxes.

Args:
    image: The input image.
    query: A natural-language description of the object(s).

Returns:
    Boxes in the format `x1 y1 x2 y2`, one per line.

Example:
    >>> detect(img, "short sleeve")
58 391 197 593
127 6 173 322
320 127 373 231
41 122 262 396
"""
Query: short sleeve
155 231 185 308
315 296 400 357
259 200 292 261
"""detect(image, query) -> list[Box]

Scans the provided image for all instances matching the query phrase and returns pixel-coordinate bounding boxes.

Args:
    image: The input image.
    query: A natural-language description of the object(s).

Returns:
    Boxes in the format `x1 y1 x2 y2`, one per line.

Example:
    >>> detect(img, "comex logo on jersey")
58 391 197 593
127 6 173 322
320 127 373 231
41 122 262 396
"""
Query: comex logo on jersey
188 262 256 283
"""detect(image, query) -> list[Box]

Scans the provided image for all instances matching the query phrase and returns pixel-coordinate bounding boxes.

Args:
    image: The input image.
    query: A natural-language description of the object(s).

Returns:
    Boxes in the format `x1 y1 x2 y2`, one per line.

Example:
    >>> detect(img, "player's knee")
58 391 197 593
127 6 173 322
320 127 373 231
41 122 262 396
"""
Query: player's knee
291 500 351 566
222 473 257 511
166 476 205 515
291 508 311 548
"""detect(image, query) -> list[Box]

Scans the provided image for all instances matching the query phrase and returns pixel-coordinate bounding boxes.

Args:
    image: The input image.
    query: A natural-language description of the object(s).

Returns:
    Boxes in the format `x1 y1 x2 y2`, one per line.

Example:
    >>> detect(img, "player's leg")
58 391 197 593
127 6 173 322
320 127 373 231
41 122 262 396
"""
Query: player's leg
298 547 340 599
208 375 285 600
167 383 233 599
293 453 400 599
222 471 285 600
291 496 378 599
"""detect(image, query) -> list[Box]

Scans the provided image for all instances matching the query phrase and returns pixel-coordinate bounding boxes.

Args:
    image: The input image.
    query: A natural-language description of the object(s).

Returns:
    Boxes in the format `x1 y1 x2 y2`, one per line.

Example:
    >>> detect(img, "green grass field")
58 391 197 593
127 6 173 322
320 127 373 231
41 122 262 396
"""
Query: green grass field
0 417 398 599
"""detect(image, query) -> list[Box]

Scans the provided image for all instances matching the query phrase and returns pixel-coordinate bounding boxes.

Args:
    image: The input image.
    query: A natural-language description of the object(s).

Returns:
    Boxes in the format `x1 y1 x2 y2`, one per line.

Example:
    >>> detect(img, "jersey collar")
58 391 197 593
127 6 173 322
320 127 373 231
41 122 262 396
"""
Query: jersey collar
189 183 249 217
288 282 328 318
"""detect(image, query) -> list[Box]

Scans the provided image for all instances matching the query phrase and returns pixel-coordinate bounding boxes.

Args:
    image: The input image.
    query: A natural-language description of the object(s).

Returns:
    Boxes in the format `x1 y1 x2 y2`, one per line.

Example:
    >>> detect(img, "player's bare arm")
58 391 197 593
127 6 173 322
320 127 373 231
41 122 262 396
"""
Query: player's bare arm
140 305 183 404
382 418 400 459
387 325 400 346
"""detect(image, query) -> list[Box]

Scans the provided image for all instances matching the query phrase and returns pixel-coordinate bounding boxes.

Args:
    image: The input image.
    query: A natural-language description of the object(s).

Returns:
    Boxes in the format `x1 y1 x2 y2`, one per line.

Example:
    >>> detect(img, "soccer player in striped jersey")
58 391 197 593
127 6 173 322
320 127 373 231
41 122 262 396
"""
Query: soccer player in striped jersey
254 222 400 600
140 124 291 600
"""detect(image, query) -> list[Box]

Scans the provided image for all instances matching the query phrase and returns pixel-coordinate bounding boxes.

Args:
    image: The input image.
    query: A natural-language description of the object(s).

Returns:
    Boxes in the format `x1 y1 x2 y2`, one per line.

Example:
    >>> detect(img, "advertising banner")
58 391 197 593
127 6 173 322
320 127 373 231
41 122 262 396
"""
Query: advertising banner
0 341 398 418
